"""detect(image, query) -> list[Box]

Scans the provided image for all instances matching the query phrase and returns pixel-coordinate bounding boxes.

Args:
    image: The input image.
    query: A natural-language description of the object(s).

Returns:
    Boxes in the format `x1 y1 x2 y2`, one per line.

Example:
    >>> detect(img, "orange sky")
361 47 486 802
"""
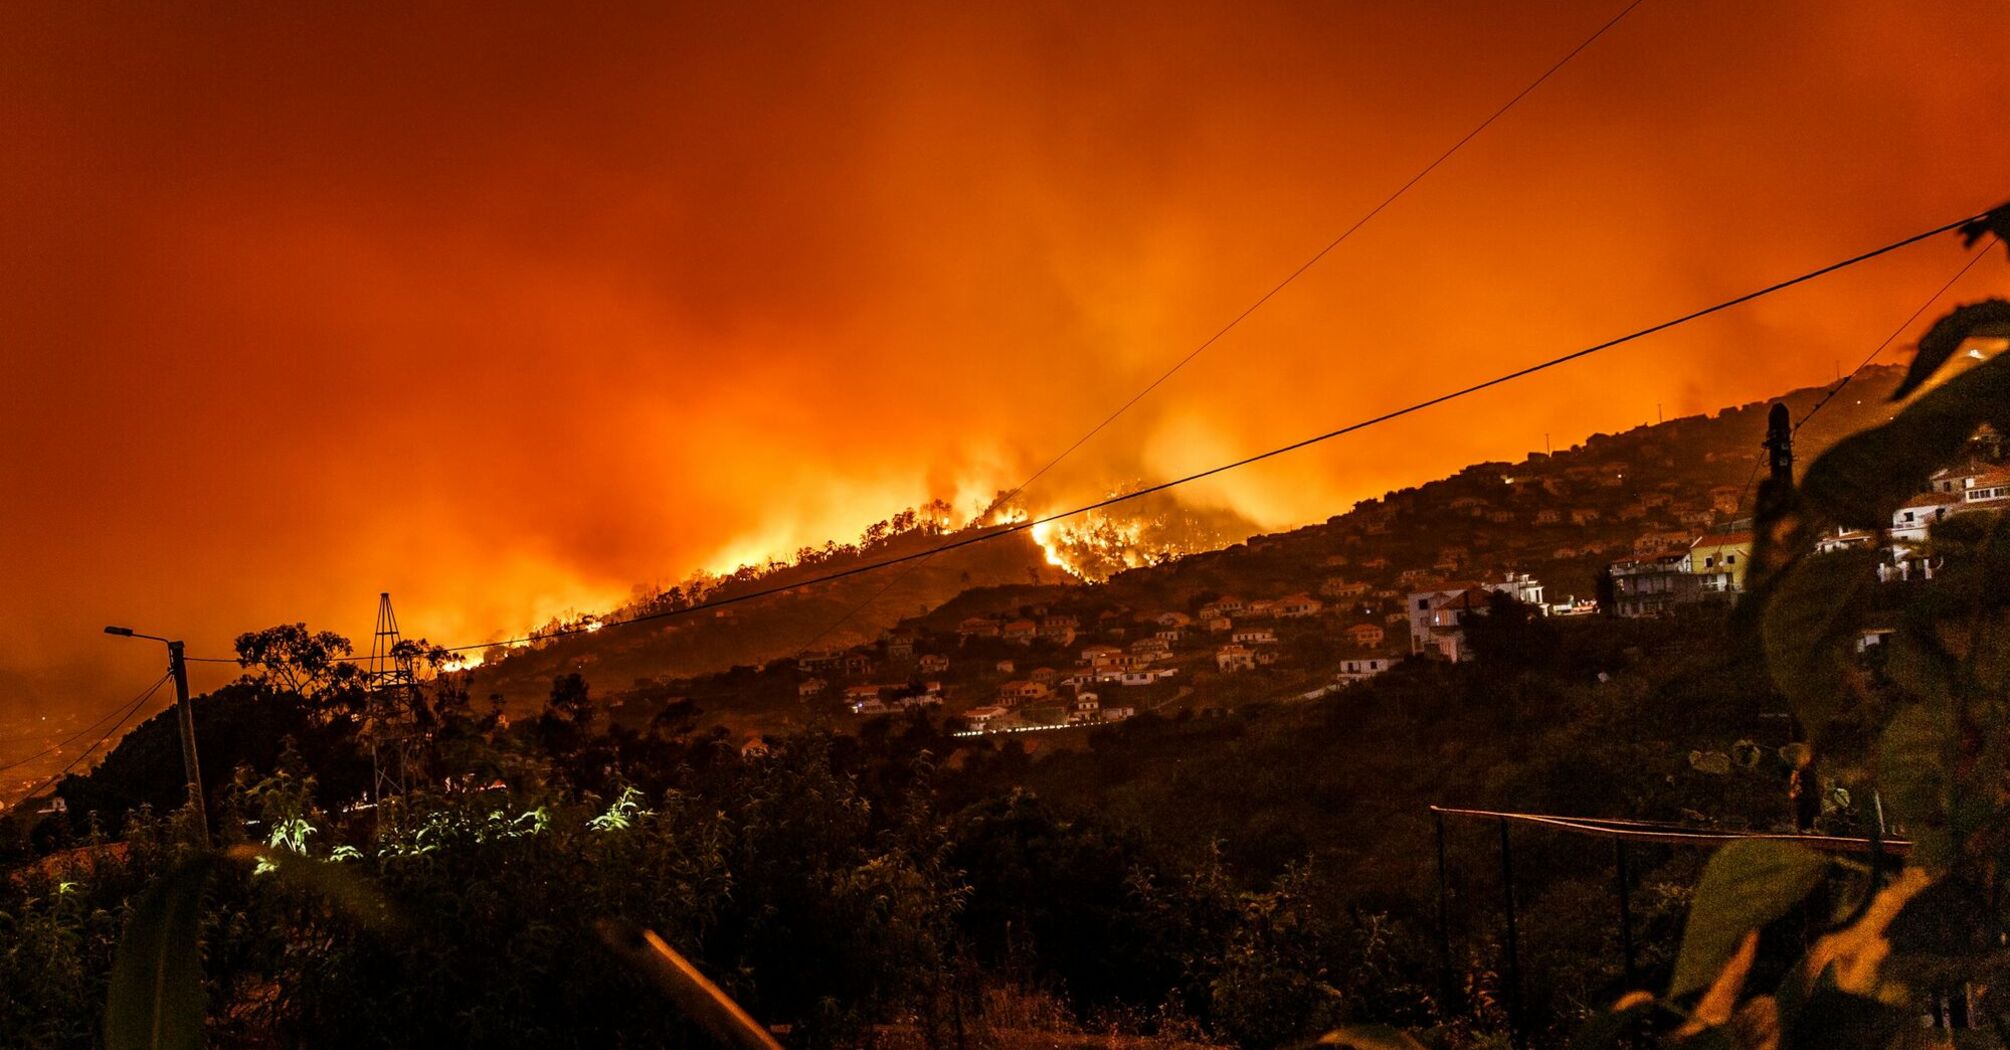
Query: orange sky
4 1 2009 716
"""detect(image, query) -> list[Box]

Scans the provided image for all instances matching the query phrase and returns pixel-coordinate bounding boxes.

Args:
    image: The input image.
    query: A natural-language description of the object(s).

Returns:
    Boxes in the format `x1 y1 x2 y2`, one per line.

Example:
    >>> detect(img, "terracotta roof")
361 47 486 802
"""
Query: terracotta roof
1441 588 1495 610
1612 550 1688 568
1901 492 1965 508
1929 461 1994 481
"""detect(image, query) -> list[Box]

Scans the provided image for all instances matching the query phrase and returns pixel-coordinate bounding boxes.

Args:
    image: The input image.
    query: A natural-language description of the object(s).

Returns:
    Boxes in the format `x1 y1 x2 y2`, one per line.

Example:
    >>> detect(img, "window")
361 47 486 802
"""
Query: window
1726 555 1736 565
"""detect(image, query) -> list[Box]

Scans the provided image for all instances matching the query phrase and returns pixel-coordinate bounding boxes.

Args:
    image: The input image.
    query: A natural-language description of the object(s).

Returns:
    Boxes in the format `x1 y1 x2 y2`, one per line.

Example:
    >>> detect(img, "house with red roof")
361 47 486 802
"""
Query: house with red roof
1277 594 1324 618
1892 492 1963 544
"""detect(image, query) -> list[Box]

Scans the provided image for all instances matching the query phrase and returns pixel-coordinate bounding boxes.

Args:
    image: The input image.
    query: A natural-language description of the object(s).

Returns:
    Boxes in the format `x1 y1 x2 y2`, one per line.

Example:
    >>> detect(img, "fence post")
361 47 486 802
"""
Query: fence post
1435 810 1455 1013
1615 838 1637 985
1499 817 1524 1050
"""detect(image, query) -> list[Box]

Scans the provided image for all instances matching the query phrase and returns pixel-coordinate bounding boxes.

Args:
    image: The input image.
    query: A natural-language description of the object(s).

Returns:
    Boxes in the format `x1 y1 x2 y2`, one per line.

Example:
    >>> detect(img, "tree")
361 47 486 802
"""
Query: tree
233 624 361 710
536 672 597 763
1461 591 1558 675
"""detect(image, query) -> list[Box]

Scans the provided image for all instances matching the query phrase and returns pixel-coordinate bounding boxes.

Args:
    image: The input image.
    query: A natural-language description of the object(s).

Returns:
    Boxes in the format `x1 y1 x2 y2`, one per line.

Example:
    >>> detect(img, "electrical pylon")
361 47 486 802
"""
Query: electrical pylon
366 592 420 801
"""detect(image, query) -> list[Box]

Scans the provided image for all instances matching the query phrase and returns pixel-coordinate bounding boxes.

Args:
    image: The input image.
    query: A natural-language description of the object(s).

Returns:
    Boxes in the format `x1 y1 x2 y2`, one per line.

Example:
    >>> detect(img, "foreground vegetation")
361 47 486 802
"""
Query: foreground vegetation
8 210 2009 1049
2 595 1810 1049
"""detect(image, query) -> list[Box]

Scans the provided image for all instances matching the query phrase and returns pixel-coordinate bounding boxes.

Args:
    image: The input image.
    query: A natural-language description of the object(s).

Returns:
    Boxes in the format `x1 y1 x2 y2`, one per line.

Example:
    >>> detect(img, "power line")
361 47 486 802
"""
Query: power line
346 208 1985 660
0 673 171 810
1732 234 1998 513
1005 0 1647 500
788 0 1648 654
1431 805 1906 855
1795 235 1998 433
0 672 176 769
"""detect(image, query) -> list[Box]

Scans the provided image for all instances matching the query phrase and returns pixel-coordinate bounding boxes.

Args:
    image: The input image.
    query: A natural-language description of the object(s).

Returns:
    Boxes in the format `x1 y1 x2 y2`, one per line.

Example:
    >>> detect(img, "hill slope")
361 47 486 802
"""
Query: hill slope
477 367 1913 722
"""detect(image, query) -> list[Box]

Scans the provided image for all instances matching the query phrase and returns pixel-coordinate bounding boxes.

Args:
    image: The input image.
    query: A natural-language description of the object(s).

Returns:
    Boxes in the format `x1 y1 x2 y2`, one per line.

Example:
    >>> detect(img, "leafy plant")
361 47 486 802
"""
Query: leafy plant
1560 211 2010 1048
1314 202 2010 1049
103 846 387 1050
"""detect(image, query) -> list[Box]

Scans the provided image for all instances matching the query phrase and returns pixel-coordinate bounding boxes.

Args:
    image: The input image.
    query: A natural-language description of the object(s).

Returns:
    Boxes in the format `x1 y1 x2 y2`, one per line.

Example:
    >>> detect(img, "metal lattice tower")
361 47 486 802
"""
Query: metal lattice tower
368 592 413 690
366 592 420 801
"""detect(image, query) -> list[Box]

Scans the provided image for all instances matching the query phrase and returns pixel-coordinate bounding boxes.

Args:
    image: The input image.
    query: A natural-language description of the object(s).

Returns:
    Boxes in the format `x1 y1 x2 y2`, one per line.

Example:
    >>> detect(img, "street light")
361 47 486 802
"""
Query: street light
103 625 209 843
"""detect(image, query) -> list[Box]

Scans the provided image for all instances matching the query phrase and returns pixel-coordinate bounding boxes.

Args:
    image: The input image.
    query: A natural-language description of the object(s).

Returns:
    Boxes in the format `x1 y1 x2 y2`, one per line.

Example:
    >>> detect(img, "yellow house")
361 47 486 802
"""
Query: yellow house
1688 530 1753 593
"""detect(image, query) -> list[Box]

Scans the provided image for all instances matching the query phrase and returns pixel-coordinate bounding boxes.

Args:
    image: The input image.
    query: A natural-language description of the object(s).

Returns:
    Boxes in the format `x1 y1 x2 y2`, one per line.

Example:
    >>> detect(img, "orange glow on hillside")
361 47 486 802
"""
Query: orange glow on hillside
3 2 2009 712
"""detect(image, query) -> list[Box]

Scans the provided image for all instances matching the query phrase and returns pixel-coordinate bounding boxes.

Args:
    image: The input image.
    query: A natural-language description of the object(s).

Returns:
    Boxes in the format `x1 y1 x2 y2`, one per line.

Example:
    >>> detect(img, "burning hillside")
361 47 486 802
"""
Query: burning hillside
1027 486 1260 582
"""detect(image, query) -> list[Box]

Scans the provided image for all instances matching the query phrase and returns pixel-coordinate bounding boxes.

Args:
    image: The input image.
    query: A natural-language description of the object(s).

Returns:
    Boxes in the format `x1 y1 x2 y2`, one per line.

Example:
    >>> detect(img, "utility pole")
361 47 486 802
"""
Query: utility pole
166 641 209 842
1765 403 1794 485
105 626 210 844
1757 403 1815 829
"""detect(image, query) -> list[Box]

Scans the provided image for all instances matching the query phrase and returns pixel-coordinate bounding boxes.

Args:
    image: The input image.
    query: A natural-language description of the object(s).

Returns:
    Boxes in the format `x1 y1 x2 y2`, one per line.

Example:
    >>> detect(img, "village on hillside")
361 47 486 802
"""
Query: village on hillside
754 370 2010 738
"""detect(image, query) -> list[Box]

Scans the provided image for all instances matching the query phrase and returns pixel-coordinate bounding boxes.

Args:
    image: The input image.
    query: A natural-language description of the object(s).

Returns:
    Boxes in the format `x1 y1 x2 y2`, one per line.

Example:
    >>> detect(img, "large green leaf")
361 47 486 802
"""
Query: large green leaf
1885 875 1992 970
1891 297 2010 400
105 854 220 1050
1801 352 2010 528
1880 630 1957 716
1912 512 2010 632
104 848 396 1050
1671 841 1829 998
1760 549 1880 730
1782 989 1908 1050
1878 704 1954 871
225 845 397 931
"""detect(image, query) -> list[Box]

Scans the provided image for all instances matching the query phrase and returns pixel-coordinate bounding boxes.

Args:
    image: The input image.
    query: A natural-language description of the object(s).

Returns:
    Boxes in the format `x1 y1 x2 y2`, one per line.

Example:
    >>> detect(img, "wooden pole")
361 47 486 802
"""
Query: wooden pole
166 641 209 845
1615 839 1637 986
1436 810 1455 1013
1499 817 1524 1049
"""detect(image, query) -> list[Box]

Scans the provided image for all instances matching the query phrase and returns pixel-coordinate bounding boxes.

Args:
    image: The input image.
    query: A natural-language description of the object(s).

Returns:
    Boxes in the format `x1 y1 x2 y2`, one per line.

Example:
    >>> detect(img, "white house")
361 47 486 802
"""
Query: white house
1892 492 1963 544
1216 644 1255 672
1334 657 1393 684
1959 468 2010 508
1000 680 1050 704
1079 643 1123 668
964 705 1007 728
1408 574 1545 654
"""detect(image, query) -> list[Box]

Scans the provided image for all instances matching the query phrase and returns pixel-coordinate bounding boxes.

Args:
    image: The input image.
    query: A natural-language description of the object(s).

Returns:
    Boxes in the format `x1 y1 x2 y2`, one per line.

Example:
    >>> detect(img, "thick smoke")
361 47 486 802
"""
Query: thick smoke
3 2 2009 714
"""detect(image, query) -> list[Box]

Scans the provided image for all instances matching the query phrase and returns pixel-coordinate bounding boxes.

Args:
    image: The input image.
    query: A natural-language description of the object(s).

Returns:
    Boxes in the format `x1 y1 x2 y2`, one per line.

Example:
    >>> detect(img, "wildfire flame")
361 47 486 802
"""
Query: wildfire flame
1026 491 1250 582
